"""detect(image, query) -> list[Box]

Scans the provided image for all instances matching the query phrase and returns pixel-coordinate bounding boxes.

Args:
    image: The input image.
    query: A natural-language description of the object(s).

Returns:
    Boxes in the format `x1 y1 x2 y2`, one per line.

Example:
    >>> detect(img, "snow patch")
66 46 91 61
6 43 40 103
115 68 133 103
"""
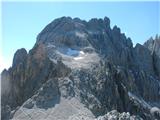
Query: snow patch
150 107 160 115
48 46 100 69
75 22 85 27
47 44 55 48
74 57 84 60
49 58 57 64
59 47 85 59
128 92 151 109
75 31 86 38
66 48 79 56
80 51 85 55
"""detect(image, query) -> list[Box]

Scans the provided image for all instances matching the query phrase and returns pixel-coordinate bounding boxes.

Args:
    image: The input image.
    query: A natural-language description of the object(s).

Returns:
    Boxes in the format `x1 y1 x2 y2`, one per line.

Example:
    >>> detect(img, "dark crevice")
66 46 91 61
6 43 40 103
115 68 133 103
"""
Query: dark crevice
115 73 126 112
152 52 160 77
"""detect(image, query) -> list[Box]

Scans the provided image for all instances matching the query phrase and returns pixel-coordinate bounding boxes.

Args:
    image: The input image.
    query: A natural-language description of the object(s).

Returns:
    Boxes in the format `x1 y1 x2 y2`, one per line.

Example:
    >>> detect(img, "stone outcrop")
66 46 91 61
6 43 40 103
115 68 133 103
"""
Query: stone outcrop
1 17 160 120
144 35 160 78
96 110 142 120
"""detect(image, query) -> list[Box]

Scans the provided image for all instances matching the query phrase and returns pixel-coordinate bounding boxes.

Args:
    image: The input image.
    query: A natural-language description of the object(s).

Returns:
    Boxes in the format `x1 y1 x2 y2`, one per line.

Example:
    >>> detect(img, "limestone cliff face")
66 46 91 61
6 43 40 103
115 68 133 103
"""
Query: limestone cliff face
1 17 160 120
144 36 160 78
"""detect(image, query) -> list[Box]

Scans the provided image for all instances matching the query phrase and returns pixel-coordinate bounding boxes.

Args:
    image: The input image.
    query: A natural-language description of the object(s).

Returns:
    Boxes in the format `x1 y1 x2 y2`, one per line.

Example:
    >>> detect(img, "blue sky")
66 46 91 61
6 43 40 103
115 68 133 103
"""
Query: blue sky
0 1 159 72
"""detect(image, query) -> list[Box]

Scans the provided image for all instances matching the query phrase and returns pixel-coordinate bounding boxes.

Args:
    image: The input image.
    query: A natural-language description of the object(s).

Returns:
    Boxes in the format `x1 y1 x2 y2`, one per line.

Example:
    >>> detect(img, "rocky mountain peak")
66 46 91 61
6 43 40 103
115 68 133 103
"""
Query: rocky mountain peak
144 35 160 56
35 17 134 69
104 16 110 26
36 17 112 45
12 48 27 67
1 17 160 120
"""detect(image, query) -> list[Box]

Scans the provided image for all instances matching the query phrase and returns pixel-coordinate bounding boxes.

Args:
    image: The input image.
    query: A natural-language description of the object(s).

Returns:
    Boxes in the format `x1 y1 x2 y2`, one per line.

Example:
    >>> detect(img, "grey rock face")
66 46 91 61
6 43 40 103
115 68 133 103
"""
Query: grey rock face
134 43 154 74
1 17 160 120
144 35 160 77
24 78 60 109
144 36 160 57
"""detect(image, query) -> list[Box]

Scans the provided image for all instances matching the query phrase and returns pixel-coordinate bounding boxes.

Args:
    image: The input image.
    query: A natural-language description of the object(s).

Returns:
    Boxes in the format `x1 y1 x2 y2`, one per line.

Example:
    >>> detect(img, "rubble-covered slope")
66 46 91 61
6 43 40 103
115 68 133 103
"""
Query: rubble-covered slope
1 17 160 120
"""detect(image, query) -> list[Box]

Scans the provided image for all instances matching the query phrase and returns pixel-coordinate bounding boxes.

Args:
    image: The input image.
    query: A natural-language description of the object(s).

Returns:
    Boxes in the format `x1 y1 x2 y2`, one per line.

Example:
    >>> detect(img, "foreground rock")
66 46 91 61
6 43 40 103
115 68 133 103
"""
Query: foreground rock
1 17 160 120
96 110 142 120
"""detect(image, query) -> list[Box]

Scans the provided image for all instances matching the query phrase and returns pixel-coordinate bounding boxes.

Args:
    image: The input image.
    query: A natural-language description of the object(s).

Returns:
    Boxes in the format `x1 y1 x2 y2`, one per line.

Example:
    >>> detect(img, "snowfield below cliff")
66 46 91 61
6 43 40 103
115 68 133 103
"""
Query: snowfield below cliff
46 45 100 69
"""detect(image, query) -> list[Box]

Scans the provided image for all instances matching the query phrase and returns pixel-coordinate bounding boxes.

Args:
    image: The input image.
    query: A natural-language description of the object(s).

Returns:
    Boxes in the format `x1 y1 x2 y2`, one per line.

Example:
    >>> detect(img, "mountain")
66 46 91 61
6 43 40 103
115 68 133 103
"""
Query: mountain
1 17 160 120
